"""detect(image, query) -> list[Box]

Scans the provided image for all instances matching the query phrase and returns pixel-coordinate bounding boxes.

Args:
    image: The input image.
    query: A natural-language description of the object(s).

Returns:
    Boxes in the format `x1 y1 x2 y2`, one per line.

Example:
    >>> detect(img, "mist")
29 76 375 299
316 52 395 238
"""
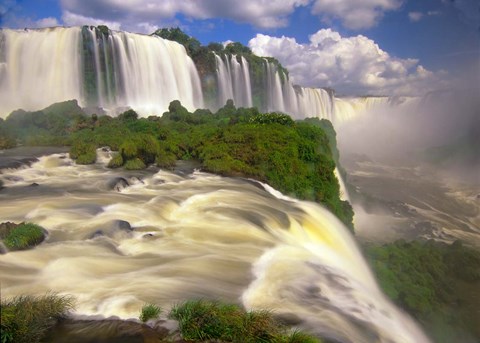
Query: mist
336 83 479 183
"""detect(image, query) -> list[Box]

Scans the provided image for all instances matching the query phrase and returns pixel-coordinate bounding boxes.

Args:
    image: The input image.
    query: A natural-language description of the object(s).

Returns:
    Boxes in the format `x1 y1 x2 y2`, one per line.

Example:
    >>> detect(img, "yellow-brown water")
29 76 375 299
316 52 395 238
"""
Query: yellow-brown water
0 150 430 343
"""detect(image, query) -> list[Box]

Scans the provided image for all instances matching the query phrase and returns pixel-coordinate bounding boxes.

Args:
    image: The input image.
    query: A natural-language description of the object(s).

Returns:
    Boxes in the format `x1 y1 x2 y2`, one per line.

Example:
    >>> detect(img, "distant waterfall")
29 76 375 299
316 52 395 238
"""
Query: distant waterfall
0 27 84 116
214 53 252 108
262 60 336 121
0 27 203 117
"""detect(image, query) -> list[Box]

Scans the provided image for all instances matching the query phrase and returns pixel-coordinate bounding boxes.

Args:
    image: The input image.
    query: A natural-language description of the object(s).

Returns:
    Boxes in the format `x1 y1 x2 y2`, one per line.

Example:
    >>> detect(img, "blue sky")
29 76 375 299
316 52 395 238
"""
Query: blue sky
1 0 478 96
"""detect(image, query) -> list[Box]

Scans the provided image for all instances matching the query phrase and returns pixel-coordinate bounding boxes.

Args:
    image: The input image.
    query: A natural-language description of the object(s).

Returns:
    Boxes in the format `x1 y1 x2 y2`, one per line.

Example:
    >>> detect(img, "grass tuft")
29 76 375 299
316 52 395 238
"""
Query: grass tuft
168 299 321 342
0 294 75 343
124 158 146 170
3 223 45 250
139 303 162 322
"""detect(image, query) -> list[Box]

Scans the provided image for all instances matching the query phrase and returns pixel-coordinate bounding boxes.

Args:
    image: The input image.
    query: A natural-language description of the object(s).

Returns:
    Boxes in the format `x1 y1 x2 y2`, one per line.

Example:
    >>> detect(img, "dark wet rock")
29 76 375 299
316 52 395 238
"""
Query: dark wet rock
88 220 133 240
44 318 174 343
275 313 303 326
128 176 144 185
107 177 130 192
30 182 39 187
173 160 201 175
476 194 480 200
0 241 7 254
0 157 38 169
142 233 154 238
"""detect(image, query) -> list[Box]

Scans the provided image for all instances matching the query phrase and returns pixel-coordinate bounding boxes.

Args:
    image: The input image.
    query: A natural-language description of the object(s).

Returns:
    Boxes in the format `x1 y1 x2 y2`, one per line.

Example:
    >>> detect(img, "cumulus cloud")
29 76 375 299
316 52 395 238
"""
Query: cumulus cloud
58 0 402 32
408 12 423 22
311 0 403 29
249 29 447 96
35 17 60 27
62 10 121 30
60 0 310 31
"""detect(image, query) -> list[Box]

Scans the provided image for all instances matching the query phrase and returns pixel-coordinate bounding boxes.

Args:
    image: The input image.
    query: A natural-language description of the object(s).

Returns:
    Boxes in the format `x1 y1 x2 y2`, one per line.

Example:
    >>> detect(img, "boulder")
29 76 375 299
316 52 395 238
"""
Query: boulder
88 220 133 240
107 177 129 192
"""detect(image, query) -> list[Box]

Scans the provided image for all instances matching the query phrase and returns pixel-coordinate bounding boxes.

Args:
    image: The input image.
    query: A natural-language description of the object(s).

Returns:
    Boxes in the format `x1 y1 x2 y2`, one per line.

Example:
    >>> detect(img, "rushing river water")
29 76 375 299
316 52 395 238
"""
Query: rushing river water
0 149 430 343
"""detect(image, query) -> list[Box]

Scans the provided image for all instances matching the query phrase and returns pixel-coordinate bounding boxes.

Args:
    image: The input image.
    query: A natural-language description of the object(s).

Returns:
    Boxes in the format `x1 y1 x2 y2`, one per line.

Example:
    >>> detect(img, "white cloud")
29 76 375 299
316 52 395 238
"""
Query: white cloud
62 10 121 30
35 17 60 28
408 12 423 22
249 29 447 96
311 0 403 29
60 0 310 31
58 0 402 32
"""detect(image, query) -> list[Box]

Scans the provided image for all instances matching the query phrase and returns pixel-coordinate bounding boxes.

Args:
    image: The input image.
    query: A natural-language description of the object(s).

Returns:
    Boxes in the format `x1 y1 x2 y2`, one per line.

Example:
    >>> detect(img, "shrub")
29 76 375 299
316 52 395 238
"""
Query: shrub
120 139 138 159
107 153 123 168
0 294 74 343
118 109 138 122
155 152 176 169
139 304 162 322
3 223 45 251
70 141 96 164
168 300 319 342
75 151 97 165
124 158 146 170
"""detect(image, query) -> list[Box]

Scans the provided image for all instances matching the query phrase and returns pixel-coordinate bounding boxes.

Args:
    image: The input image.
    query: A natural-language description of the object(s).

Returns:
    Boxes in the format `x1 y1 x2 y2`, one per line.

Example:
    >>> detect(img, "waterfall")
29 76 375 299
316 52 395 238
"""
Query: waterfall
333 97 390 123
0 27 203 118
0 27 84 116
214 53 252 108
262 60 336 121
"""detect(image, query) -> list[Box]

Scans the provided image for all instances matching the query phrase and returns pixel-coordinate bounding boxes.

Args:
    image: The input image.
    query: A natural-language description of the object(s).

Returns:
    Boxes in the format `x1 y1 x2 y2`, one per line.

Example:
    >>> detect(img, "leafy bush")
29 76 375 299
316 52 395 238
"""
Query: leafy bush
169 300 321 342
70 141 96 164
3 223 45 251
124 158 146 170
0 294 74 343
139 304 162 322
107 153 123 168
249 112 294 126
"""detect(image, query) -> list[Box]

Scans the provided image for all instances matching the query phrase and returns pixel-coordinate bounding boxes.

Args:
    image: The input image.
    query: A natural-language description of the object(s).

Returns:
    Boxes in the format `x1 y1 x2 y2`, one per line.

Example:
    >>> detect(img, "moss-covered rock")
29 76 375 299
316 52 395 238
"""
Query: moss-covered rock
0 222 47 251
107 153 123 168
70 141 97 164
124 158 146 170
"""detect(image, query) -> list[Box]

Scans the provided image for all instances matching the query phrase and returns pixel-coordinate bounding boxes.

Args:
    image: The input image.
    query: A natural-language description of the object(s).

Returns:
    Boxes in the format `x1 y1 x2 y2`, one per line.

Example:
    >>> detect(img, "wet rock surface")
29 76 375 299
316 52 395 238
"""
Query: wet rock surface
44 318 188 343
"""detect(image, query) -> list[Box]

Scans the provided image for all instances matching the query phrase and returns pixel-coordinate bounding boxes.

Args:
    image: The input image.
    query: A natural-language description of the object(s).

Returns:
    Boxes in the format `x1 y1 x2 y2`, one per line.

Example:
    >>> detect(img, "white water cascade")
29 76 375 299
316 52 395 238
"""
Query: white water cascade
214 53 252 108
0 27 203 118
263 61 337 121
0 27 84 116
0 151 430 343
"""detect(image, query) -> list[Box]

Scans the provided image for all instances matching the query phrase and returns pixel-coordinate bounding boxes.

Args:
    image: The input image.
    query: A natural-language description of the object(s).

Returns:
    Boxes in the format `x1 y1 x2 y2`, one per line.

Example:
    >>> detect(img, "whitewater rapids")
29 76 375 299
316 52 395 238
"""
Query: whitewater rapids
0 150 430 343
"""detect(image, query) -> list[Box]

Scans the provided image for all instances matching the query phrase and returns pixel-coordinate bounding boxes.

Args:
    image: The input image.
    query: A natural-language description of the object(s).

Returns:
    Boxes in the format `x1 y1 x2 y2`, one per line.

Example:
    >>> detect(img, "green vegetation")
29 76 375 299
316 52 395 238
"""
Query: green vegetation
70 140 97 164
3 100 353 229
1 223 45 251
124 157 146 170
107 153 123 168
139 303 162 322
366 240 480 343
169 300 320 342
0 294 74 343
